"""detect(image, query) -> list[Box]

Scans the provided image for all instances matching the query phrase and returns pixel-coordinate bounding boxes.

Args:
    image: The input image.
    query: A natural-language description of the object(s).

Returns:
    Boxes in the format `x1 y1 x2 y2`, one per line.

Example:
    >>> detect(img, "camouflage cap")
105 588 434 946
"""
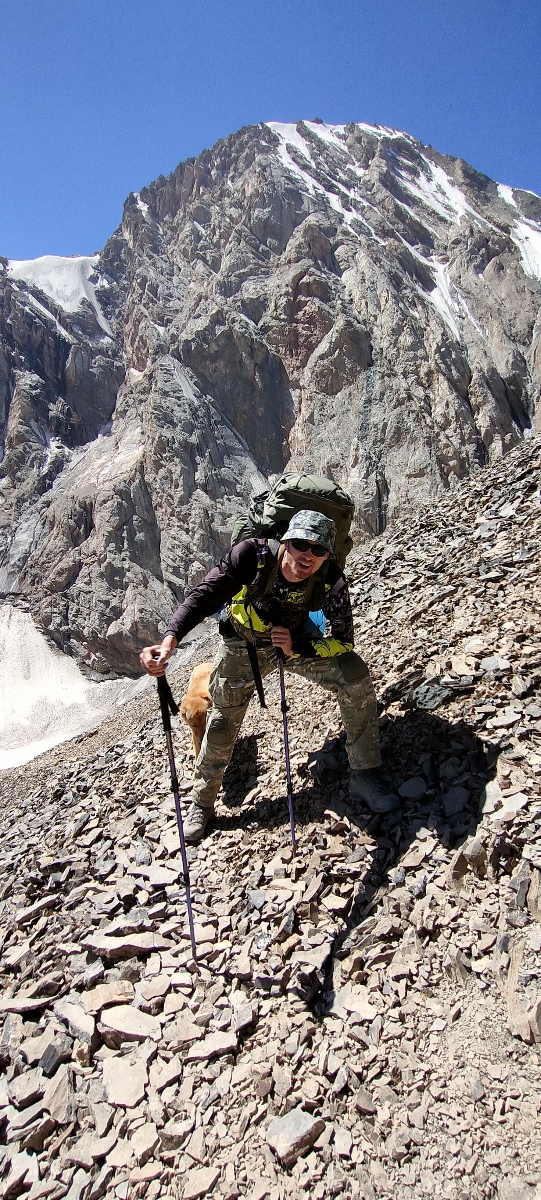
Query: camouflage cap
283 509 336 553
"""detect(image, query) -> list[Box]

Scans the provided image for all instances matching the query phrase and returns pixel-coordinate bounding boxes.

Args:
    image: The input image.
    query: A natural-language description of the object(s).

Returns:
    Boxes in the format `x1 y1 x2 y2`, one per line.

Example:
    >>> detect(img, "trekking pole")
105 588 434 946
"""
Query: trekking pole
157 675 197 962
276 649 296 855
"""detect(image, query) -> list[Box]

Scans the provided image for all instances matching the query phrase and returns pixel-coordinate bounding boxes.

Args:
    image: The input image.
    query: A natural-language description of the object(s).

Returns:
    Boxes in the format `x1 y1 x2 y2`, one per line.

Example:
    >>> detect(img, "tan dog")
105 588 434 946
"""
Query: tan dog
180 662 213 759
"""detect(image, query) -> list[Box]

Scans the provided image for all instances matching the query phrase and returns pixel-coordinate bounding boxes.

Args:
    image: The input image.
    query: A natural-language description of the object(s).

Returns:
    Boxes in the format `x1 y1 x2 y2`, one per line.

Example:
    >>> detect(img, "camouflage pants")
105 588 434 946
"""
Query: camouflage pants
190 638 381 810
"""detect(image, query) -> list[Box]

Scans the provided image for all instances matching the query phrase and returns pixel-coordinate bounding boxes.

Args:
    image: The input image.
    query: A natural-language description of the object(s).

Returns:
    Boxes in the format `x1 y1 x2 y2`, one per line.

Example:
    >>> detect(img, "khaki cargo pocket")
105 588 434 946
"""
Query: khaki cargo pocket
206 714 235 747
212 674 251 709
337 651 370 685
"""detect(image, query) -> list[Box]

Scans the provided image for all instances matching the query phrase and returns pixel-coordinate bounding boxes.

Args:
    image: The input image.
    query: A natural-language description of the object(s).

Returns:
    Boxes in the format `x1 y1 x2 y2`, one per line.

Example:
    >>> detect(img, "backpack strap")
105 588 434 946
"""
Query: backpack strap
245 539 282 602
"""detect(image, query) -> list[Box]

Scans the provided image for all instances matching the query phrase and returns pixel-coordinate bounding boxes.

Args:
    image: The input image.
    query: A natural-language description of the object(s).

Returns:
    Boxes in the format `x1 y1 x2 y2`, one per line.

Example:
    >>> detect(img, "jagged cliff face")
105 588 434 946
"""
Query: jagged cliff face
1 120 541 675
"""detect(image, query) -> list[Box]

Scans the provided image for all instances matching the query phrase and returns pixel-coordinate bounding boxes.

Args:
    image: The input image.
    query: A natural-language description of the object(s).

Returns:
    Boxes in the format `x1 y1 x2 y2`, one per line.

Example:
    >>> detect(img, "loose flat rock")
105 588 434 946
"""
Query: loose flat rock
163 992 185 1017
20 1023 57 1066
149 864 181 887
291 940 333 972
81 932 172 959
302 872 325 903
106 1139 134 1169
131 1120 159 1164
83 981 135 1014
8 1066 46 1111
163 1013 201 1045
43 1063 74 1124
99 1005 161 1041
234 1002 255 1034
15 896 59 926
185 1126 206 1163
320 892 350 913
398 776 427 799
334 1126 353 1157
0 996 54 1014
355 1086 377 1115
149 1054 182 1091
329 983 377 1021
102 1056 148 1108
443 785 469 816
344 990 379 1020
3 1150 40 1195
67 1130 118 1168
130 1162 163 1184
182 1166 221 1199
139 974 171 1001
54 1000 95 1044
498 1178 541 1200
159 1117 194 1152
40 1033 72 1077
185 1031 237 1061
64 1167 89 1200
482 778 504 813
6 1098 46 1133
266 1106 326 1166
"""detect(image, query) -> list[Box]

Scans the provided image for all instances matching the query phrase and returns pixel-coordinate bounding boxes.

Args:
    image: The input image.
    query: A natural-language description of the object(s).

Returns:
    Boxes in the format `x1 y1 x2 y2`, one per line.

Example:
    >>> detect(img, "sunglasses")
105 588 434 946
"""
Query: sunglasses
289 538 328 558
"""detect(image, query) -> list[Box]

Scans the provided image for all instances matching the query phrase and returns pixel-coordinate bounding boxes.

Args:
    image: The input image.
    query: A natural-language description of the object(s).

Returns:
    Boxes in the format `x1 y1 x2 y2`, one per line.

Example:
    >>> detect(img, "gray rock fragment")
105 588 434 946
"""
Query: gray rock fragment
498 1177 541 1200
398 776 427 799
39 1034 72 1077
443 785 469 817
266 1106 325 1166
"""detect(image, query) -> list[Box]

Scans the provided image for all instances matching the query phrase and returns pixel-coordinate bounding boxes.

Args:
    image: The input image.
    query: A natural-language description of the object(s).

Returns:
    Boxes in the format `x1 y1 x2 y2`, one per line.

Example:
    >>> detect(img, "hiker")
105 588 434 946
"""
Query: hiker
140 510 398 840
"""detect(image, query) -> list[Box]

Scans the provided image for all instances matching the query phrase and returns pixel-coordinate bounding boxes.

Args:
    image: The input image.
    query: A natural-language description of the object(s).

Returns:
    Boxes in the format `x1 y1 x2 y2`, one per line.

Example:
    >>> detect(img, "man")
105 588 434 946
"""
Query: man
140 510 398 840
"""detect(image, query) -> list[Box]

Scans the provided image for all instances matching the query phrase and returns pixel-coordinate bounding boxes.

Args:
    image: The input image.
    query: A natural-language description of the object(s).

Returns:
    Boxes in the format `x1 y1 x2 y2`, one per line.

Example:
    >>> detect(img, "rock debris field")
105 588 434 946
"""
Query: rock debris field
0 436 540 1200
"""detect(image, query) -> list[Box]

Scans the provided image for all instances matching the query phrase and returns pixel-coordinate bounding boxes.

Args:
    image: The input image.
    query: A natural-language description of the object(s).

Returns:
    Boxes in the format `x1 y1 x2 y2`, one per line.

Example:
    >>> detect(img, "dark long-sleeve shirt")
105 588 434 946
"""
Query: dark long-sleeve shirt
164 538 354 658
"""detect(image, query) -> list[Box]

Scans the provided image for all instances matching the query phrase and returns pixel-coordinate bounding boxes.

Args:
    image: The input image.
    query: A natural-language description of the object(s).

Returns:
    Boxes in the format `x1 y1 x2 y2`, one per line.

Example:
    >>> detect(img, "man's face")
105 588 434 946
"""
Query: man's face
280 539 330 583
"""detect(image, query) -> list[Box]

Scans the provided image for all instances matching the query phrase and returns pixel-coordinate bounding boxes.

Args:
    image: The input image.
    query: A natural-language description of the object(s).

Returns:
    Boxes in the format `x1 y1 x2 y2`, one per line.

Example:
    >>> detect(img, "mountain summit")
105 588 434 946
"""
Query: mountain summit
1 120 540 673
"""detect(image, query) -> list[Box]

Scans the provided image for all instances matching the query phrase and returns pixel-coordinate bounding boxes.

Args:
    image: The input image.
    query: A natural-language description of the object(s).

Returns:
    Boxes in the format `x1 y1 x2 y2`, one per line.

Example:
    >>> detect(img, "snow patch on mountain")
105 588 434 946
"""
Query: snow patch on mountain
266 121 377 234
397 157 477 225
428 263 461 340
7 254 112 336
511 220 541 281
0 605 208 769
135 193 150 217
0 605 147 769
497 183 518 209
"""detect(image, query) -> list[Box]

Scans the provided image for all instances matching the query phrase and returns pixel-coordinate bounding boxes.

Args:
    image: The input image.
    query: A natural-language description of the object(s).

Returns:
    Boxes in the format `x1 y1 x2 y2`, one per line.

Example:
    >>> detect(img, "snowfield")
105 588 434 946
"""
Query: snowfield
7 254 112 335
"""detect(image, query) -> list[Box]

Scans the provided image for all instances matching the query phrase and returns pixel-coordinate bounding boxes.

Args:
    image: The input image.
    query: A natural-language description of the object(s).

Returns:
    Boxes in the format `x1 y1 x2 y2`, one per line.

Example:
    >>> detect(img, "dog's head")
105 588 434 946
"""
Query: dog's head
180 697 209 728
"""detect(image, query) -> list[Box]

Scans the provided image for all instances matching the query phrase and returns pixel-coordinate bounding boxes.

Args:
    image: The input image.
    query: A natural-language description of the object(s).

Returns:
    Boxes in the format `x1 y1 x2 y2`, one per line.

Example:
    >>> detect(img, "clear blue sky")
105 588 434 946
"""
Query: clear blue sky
1 0 540 260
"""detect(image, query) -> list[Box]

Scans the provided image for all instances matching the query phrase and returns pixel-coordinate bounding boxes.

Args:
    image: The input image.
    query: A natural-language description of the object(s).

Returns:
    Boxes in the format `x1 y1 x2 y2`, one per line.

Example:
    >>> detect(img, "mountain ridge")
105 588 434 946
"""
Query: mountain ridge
1 119 540 674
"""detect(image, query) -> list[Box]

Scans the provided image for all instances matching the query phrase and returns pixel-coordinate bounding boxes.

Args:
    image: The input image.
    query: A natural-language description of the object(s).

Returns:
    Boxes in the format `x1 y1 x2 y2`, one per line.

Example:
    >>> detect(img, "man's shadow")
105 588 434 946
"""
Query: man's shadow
333 705 501 950
219 731 322 829
221 733 262 804
218 704 499 860
211 703 513 1002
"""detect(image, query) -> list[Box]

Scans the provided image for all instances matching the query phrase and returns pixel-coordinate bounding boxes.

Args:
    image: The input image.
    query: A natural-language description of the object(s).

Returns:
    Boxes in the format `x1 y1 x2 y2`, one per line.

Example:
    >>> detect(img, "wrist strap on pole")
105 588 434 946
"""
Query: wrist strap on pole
246 640 266 708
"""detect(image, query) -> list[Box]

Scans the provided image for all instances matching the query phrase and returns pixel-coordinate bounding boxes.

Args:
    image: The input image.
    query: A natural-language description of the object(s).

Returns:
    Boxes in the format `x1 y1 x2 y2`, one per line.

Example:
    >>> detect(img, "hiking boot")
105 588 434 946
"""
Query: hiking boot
183 802 215 843
349 769 399 814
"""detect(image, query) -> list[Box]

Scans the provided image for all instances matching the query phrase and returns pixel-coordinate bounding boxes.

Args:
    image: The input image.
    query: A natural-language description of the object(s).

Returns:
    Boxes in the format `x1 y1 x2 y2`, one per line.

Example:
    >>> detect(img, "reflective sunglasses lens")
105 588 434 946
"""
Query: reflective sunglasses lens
290 538 327 557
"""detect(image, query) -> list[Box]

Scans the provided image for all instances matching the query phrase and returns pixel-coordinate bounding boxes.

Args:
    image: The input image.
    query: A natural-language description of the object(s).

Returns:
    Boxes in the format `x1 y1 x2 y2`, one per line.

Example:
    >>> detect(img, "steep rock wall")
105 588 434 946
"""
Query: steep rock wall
1 120 540 673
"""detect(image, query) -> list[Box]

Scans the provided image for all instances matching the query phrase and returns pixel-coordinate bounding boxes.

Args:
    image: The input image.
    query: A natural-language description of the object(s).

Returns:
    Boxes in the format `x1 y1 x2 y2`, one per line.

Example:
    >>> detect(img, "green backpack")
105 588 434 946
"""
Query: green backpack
231 472 355 568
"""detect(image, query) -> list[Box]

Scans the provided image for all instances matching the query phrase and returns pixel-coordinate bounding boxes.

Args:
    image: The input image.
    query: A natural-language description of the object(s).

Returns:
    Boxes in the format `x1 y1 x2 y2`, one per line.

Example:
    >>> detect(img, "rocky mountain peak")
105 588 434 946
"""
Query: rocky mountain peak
1 120 540 674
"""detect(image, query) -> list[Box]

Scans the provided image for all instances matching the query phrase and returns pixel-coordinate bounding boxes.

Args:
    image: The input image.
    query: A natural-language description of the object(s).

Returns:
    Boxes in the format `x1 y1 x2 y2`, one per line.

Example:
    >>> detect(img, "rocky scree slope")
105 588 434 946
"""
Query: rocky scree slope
1 121 541 676
0 436 540 1200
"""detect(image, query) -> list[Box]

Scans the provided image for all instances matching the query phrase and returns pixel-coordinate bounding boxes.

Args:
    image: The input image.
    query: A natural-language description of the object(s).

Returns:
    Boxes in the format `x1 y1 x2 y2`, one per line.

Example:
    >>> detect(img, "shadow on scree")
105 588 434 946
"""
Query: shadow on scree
188 699 508 1011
